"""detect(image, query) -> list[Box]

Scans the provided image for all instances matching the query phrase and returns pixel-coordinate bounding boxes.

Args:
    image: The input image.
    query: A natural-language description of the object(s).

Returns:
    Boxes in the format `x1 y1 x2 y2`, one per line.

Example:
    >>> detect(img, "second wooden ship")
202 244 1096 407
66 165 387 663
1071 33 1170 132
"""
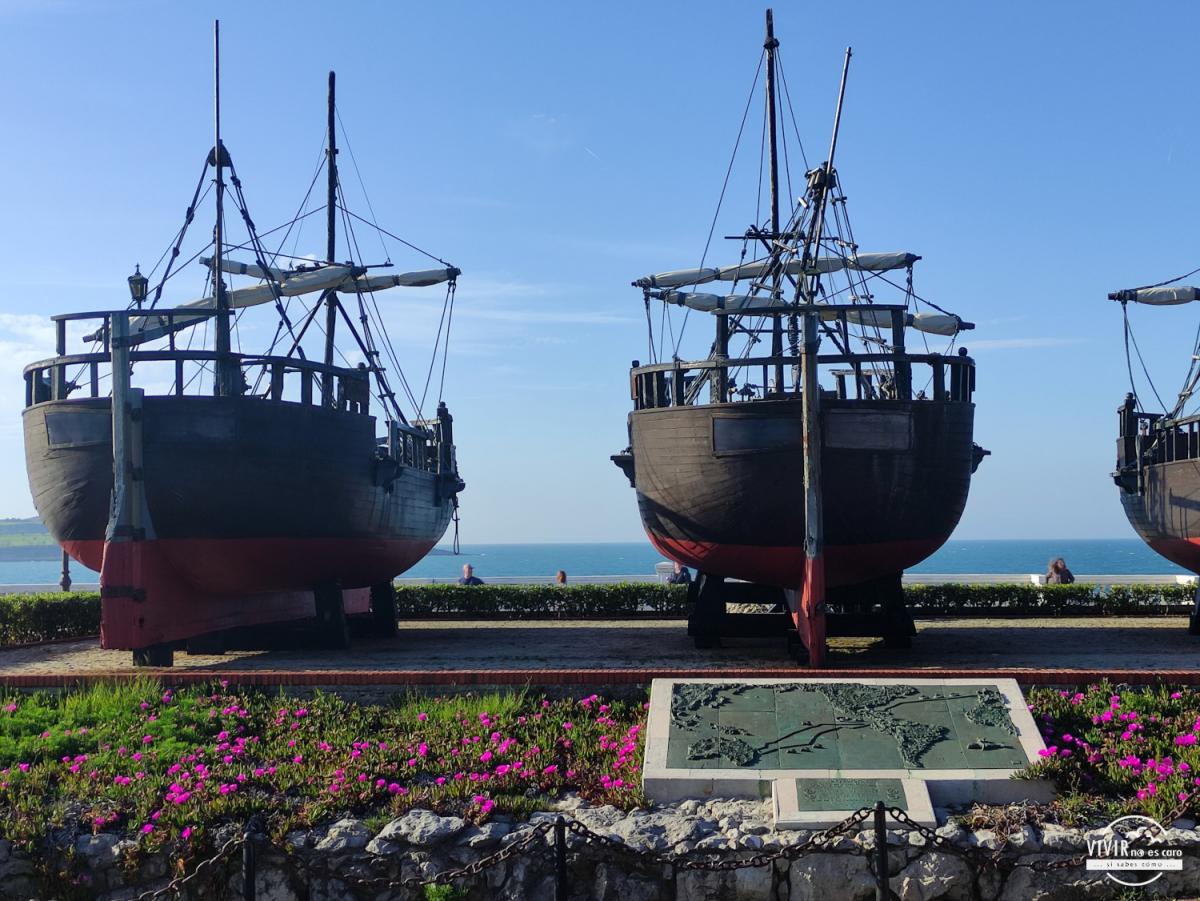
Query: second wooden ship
613 11 986 663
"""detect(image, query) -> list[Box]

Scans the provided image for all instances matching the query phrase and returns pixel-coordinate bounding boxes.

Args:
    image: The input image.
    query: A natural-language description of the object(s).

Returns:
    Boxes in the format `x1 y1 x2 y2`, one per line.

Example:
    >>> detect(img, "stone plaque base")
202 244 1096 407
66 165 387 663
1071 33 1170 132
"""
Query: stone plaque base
643 677 1053 827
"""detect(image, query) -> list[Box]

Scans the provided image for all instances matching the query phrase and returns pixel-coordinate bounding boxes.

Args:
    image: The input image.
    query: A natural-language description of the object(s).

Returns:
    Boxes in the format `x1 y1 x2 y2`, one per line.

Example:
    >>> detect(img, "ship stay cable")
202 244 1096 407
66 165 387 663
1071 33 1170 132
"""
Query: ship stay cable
334 183 417 421
669 50 765 360
336 107 391 266
335 187 420 418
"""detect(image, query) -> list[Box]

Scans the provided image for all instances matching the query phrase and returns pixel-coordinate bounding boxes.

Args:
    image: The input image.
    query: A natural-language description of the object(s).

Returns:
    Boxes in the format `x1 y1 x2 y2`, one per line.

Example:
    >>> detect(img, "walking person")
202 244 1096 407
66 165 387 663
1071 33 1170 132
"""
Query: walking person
1045 557 1075 584
458 563 484 586
666 561 692 585
554 570 567 586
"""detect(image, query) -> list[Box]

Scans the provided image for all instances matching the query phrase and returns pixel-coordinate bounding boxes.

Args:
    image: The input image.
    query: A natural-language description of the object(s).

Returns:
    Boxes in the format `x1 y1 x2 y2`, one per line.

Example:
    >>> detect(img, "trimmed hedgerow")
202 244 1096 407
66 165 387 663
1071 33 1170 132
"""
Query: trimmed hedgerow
904 583 1194 616
0 593 100 646
392 583 687 619
392 582 1195 619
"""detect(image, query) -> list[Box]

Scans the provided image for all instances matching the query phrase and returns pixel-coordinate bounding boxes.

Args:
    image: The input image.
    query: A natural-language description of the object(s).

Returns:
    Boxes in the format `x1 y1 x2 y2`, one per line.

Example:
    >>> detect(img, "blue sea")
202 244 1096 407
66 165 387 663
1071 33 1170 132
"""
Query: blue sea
0 538 1185 586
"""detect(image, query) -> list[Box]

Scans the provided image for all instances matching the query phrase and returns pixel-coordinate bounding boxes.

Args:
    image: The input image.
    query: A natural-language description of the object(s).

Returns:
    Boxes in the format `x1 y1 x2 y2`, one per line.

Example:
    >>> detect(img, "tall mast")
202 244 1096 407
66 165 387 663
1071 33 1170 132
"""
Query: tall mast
212 20 235 396
764 9 784 393
794 47 851 670
808 48 851 283
322 70 338 406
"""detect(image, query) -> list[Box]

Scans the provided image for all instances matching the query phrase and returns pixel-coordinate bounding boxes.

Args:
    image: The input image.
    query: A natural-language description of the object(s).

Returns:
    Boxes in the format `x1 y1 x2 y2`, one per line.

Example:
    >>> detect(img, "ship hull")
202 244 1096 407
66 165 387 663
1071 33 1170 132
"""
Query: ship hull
629 398 976 589
23 395 453 648
1119 459 1200 574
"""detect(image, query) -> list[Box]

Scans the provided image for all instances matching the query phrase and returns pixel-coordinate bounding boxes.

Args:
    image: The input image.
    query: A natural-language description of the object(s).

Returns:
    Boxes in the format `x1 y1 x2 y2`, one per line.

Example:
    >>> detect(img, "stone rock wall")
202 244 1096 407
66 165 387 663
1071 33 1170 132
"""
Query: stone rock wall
8 800 1200 900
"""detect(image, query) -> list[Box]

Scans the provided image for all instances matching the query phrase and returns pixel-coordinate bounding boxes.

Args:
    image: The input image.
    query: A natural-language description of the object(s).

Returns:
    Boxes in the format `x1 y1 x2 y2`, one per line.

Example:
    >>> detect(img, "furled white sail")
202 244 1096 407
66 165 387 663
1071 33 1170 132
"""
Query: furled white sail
1123 286 1200 306
660 291 786 313
639 252 920 289
349 268 460 291
819 308 897 328
200 256 289 282
910 312 964 336
656 291 967 336
203 258 459 292
634 268 721 289
847 251 920 272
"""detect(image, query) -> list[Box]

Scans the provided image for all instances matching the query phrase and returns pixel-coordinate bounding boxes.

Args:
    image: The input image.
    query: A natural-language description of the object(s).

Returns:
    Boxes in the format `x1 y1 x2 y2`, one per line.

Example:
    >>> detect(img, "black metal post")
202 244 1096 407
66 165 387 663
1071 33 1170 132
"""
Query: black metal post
59 550 71 592
554 816 568 901
873 801 888 901
322 71 339 408
764 9 784 394
243 817 260 901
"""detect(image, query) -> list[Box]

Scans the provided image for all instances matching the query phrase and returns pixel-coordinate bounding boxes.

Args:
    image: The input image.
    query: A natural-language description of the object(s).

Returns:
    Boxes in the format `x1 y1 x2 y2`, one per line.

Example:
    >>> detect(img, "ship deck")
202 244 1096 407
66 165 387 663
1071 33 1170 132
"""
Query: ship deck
1 615 1196 687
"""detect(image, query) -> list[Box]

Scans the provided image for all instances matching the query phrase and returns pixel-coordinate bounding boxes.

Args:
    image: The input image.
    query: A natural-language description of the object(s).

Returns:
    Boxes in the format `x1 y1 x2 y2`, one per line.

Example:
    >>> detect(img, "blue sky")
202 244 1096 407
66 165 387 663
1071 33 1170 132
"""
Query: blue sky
1 0 1199 542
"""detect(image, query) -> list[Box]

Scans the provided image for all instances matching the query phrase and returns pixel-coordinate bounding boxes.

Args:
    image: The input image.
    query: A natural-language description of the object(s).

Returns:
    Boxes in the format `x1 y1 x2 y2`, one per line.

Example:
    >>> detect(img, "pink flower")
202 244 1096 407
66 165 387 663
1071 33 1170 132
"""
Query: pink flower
417 713 428 722
542 764 557 774
181 827 193 841
562 723 573 731
141 824 153 835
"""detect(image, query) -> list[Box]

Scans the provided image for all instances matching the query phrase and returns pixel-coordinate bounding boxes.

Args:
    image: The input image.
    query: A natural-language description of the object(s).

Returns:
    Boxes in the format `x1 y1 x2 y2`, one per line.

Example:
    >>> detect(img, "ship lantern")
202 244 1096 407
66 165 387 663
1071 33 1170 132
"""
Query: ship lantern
127 265 148 308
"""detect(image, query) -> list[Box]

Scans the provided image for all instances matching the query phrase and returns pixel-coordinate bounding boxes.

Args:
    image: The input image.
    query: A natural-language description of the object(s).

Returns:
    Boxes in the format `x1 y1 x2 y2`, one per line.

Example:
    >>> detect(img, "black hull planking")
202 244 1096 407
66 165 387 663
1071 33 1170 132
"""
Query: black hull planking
626 398 976 588
24 395 454 647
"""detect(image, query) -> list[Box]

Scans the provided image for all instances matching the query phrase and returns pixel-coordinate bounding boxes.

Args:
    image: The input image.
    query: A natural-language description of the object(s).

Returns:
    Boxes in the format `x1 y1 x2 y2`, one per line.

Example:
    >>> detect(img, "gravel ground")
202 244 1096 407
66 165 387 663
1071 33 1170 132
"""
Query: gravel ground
0 616 1194 674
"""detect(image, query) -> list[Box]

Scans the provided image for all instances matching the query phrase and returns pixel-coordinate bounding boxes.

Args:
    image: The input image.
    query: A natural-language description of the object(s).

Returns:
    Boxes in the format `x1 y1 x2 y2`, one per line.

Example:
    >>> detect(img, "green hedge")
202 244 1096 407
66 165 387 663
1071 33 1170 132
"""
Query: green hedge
0 592 100 646
393 583 687 618
905 582 1195 615
394 582 1196 619
0 582 1193 648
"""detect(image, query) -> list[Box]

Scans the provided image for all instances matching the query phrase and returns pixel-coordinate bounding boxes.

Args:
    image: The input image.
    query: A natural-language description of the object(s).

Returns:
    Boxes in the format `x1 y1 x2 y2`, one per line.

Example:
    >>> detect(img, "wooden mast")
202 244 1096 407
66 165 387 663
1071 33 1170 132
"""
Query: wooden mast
793 47 851 668
322 71 338 407
212 20 235 396
764 10 784 395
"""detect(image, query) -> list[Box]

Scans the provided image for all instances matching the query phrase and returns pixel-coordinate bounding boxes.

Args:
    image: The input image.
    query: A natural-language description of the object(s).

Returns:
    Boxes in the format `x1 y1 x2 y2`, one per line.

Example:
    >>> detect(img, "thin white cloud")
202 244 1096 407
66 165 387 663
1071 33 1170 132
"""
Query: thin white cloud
965 337 1087 351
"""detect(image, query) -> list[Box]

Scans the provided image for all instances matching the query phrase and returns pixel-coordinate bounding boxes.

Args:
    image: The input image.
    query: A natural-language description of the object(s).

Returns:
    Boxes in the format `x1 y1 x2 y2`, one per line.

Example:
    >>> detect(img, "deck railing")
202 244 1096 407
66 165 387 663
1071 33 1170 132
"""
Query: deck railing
629 351 976 411
1116 395 1200 469
23 308 373 417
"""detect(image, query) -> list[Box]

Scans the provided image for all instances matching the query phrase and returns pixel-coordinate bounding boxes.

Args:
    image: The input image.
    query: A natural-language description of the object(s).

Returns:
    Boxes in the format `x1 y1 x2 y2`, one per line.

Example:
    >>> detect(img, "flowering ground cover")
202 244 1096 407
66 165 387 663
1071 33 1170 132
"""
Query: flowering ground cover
1025 683 1200 824
0 679 647 855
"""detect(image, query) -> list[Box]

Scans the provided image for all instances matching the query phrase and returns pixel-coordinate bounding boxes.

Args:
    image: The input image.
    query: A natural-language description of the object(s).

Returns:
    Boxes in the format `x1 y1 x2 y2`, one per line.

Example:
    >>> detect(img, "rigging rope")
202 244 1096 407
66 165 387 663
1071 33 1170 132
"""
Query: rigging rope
339 208 453 267
672 50 765 358
335 107 391 265
1123 302 1168 414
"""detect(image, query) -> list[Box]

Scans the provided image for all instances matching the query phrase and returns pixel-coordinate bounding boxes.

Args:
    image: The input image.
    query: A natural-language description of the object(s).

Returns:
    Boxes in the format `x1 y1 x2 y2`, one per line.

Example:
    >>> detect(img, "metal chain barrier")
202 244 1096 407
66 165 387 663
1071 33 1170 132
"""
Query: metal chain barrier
121 799 1200 899
564 807 872 871
288 819 557 892
132 834 245 901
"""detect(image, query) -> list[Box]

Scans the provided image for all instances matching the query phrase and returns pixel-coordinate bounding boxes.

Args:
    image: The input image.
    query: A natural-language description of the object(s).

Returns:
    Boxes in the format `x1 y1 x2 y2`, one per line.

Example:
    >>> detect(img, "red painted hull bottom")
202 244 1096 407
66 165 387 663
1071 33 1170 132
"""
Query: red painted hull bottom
646 533 947 590
1146 537 1200 576
63 537 435 651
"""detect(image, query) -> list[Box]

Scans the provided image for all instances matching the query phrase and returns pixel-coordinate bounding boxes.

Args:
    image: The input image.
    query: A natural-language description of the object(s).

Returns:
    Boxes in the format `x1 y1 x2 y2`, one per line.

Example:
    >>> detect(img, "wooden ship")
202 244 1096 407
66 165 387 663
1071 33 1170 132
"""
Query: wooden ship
1111 280 1200 630
22 26 464 665
613 11 986 664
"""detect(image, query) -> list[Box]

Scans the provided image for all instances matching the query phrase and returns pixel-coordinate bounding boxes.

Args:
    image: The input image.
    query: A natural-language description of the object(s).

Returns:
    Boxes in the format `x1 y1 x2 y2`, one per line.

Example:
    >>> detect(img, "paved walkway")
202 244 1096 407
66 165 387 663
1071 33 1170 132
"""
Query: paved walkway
0 616 1194 678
